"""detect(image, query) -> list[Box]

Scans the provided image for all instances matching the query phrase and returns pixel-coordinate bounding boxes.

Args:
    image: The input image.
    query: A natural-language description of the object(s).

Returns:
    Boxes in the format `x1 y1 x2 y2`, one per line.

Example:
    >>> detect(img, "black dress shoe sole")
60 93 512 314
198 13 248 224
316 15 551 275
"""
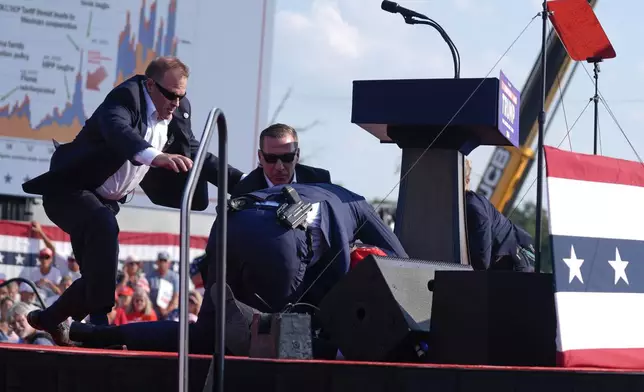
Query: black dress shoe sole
27 310 45 330
27 310 76 347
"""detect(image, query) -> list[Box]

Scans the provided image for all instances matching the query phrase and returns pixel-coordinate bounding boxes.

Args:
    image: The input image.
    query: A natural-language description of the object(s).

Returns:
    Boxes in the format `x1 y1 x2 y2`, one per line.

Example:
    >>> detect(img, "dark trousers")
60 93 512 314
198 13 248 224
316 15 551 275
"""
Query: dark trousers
78 283 237 354
40 190 120 326
109 210 310 353
105 319 216 354
80 305 337 358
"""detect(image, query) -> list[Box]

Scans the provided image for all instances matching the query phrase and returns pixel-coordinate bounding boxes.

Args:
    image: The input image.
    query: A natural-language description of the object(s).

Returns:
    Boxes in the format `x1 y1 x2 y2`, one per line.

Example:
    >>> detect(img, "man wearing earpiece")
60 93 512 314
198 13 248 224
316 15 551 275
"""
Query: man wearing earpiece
230 123 331 196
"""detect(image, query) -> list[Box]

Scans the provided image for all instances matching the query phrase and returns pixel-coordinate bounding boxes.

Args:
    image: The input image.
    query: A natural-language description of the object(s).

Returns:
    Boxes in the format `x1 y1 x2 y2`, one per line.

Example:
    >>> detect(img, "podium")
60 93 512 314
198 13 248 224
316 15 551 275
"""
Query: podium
351 75 520 262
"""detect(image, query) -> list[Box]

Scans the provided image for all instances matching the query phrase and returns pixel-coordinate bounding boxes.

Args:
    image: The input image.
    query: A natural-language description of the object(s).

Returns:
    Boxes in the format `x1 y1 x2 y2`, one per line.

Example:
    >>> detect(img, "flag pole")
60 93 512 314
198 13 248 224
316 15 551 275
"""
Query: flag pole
534 0 548 273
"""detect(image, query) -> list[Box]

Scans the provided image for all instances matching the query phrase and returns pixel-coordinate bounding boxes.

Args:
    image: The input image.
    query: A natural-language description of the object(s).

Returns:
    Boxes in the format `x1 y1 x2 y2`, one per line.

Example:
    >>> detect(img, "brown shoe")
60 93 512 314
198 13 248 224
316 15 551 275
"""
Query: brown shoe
211 284 263 356
27 310 76 347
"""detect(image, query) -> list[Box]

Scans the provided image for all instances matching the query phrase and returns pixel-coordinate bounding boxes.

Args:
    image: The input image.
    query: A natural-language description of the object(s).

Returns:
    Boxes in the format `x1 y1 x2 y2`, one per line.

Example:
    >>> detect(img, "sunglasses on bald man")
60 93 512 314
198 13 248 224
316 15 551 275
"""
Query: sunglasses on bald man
151 79 186 101
260 150 298 164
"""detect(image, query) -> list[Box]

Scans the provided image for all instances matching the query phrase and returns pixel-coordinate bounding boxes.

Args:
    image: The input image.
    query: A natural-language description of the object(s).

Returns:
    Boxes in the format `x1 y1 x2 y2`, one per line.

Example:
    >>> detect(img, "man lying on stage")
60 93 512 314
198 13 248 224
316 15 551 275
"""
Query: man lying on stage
68 183 408 355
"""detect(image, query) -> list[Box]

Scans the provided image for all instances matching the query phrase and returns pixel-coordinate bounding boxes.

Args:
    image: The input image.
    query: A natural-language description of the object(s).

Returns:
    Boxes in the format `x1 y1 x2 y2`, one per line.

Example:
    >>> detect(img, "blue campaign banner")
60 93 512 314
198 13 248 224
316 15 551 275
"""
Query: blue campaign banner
498 70 520 147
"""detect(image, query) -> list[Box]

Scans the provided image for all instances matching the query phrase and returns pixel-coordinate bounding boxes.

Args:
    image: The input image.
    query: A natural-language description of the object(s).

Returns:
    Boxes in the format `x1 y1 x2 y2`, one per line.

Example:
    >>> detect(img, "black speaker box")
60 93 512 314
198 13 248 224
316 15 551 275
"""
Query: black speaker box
428 270 557 366
317 255 472 362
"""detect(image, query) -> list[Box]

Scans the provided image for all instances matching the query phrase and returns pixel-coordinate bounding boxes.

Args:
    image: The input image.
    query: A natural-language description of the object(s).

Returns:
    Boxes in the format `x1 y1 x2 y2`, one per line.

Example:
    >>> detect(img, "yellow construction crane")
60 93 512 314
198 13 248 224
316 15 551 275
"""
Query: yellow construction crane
475 0 597 215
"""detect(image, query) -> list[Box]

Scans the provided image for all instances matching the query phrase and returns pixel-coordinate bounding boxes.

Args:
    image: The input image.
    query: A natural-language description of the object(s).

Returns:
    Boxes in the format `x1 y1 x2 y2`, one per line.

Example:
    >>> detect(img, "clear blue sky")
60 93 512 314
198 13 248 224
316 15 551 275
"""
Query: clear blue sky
267 0 644 209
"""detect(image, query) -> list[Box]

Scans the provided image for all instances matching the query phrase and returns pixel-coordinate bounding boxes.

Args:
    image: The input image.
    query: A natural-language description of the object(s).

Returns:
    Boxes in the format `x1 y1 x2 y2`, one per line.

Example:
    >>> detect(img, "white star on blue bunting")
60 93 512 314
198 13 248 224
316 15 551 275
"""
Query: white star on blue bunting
608 248 629 285
563 245 584 284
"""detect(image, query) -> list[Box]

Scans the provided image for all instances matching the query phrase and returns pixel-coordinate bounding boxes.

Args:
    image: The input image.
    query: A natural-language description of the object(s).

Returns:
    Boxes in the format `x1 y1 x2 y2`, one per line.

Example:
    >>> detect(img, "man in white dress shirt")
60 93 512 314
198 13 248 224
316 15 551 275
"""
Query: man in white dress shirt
22 57 242 345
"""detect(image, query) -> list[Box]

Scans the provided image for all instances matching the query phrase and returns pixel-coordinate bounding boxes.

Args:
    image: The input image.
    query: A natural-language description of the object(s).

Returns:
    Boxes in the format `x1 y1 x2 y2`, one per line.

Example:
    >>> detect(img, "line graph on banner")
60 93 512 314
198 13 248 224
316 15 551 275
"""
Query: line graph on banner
0 0 182 144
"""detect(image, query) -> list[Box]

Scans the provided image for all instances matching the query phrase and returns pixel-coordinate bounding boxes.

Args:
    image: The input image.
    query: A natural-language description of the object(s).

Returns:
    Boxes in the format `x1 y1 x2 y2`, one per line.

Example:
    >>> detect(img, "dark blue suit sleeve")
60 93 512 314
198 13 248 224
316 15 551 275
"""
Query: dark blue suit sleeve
466 196 493 270
321 169 331 183
352 199 408 258
98 89 152 162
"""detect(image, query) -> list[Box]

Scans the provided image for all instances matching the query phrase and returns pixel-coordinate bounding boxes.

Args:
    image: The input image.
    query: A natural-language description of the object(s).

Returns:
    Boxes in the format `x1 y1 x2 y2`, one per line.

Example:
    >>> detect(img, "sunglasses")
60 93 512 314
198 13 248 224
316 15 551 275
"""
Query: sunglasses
152 79 186 101
260 150 298 164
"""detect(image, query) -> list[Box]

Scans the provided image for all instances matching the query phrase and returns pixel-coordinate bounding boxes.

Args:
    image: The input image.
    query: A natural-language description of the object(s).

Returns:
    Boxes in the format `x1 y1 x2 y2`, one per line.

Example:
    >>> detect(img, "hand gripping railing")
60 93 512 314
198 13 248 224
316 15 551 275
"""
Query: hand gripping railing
178 107 228 392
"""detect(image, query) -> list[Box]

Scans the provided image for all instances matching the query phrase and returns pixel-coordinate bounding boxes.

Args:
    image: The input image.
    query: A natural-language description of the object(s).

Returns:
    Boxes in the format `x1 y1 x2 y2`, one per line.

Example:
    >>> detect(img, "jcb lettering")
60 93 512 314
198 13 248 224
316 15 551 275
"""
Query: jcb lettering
476 148 511 199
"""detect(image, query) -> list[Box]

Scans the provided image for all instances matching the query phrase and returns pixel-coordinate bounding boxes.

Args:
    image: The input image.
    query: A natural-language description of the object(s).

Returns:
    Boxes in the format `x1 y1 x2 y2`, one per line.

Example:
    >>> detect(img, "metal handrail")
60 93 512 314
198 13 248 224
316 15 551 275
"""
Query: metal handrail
0 277 47 309
178 108 228 392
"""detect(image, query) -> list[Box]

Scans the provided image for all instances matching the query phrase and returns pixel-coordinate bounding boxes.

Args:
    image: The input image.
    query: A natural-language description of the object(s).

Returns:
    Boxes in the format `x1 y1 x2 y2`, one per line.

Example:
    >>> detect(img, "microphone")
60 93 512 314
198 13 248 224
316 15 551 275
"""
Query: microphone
380 0 461 79
381 0 429 21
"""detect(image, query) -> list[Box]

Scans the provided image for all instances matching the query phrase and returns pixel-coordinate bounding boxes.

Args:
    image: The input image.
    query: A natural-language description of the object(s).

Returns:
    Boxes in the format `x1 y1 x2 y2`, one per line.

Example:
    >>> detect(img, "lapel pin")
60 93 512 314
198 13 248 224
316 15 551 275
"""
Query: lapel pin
183 112 189 119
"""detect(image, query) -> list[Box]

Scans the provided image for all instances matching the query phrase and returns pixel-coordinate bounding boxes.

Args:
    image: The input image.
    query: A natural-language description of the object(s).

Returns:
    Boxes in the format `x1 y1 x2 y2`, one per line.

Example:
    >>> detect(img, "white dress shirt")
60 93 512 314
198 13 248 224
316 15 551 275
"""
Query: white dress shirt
306 202 327 266
96 88 168 200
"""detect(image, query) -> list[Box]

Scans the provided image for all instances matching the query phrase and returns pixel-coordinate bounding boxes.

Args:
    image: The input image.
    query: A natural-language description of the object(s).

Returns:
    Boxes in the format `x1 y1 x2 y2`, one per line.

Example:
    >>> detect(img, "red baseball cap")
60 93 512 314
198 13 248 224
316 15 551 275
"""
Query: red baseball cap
117 286 134 297
39 248 53 258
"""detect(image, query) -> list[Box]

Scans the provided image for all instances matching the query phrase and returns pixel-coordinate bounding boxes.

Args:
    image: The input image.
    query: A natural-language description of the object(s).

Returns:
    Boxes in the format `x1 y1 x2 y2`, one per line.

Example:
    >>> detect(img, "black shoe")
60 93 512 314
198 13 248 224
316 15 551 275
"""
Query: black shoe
27 310 75 347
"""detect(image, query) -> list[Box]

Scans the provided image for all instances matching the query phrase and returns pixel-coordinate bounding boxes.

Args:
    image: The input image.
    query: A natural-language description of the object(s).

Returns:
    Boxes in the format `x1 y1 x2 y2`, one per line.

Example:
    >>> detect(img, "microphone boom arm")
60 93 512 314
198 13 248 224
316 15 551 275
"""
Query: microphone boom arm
405 16 461 79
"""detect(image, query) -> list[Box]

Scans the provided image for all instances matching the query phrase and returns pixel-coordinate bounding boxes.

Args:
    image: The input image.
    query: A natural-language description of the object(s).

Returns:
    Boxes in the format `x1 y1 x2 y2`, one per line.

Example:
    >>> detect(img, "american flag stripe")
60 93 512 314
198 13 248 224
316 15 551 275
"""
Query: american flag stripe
0 220 208 281
556 291 644 352
0 234 208 264
0 221 208 248
556 349 644 369
545 146 644 369
548 177 644 241
544 145 644 187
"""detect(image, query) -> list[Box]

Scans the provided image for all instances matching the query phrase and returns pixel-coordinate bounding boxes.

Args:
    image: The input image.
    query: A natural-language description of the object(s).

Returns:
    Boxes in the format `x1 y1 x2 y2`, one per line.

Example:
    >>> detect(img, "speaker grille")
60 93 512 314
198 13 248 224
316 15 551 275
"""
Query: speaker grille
318 255 473 361
370 256 472 331
378 256 473 270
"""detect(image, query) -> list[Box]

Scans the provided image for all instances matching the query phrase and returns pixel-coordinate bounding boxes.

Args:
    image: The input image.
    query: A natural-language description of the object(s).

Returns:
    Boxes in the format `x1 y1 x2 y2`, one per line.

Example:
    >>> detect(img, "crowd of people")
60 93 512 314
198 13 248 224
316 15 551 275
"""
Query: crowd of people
0 202 395 350
6 55 533 354
0 222 204 346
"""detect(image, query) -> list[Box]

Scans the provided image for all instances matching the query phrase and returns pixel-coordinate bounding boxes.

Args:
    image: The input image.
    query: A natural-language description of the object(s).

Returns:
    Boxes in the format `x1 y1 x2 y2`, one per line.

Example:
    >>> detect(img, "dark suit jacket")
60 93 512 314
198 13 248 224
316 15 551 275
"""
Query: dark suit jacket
466 190 533 270
230 163 331 196
219 183 407 308
22 75 244 210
